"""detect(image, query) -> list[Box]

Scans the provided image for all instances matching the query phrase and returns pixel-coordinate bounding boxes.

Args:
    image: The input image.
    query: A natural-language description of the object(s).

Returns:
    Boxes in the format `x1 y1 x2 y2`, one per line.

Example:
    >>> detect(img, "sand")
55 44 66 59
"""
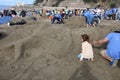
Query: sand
0 16 120 80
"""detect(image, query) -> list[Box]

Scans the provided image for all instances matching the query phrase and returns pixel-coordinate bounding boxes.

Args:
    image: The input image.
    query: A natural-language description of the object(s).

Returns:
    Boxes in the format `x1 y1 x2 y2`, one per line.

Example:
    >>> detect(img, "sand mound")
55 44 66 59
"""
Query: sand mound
0 17 120 80
65 16 86 28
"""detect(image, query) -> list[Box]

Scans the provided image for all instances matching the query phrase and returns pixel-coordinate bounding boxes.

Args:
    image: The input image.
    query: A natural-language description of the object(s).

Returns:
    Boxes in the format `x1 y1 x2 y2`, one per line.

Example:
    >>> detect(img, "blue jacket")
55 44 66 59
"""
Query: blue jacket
0 16 12 24
112 8 118 14
55 13 62 19
106 32 120 59
83 10 94 24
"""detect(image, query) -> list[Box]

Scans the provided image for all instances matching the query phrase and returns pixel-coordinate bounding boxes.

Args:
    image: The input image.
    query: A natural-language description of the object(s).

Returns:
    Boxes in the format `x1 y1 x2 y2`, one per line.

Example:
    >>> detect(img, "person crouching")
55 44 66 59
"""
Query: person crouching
51 12 64 24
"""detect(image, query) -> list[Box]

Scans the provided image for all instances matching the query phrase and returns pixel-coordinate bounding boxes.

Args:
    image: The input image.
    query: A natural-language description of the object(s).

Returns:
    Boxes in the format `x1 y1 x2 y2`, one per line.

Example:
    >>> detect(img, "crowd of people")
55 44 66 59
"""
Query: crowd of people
44 6 120 27
0 5 120 26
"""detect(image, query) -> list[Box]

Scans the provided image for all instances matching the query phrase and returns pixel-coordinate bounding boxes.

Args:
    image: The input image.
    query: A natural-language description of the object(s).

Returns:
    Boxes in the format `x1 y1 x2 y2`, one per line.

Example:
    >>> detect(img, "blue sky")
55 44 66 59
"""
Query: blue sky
0 0 35 6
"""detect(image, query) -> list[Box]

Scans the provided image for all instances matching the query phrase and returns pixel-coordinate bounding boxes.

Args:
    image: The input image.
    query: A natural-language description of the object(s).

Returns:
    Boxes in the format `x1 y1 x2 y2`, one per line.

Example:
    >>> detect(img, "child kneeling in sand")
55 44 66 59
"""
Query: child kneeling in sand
78 34 94 62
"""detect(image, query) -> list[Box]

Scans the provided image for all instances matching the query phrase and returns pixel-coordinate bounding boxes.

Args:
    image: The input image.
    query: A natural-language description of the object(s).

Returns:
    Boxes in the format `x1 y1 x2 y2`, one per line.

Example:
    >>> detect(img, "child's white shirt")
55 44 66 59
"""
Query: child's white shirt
82 41 94 59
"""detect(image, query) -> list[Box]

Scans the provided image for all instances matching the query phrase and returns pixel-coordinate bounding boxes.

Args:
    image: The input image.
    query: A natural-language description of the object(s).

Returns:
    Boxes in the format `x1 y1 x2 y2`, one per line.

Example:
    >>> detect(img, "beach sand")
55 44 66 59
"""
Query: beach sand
0 16 120 80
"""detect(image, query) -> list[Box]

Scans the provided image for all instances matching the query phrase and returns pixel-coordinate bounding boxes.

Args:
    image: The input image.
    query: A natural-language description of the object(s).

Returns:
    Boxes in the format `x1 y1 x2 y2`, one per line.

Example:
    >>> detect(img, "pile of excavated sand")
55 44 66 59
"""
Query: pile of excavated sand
0 17 120 80
64 16 86 28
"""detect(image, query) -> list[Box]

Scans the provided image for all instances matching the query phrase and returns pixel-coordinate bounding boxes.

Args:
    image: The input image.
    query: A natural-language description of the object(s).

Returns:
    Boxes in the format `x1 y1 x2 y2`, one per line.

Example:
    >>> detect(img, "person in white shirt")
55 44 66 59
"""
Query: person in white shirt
78 34 94 62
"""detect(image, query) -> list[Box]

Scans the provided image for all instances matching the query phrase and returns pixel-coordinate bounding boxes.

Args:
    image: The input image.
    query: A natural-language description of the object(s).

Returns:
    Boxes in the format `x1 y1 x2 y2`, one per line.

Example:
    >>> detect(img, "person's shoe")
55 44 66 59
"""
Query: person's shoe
77 54 81 59
83 58 89 61
109 60 118 67
7 22 10 26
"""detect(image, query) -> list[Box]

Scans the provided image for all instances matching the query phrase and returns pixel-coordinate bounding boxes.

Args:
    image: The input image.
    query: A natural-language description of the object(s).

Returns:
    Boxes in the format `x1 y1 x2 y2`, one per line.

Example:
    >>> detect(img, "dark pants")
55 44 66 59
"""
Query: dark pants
112 14 116 20
51 16 64 24
108 14 113 20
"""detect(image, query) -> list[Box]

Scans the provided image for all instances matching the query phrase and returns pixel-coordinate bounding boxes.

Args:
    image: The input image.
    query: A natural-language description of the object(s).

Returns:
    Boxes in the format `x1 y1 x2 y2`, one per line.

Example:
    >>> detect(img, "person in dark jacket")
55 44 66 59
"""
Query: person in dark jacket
20 10 26 17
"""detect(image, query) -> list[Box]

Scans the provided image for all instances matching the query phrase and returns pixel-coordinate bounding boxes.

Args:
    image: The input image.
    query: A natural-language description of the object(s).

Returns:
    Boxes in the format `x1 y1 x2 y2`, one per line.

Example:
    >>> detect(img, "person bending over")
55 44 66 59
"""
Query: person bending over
51 13 64 24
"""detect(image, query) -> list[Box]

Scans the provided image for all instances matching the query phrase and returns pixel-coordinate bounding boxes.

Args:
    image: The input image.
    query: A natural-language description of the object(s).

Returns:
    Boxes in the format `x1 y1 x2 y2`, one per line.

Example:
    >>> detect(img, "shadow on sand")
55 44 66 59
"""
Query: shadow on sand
0 32 7 40
117 60 120 69
69 62 98 80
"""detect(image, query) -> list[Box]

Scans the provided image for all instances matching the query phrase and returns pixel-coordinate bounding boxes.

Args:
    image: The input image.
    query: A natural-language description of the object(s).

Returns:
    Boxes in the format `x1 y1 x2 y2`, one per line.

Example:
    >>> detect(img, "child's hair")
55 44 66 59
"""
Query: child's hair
81 34 89 42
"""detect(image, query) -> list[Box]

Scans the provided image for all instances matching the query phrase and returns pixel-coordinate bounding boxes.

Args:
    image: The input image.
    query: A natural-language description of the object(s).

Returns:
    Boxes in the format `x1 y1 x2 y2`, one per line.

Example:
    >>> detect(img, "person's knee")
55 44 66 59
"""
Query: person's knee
99 50 106 57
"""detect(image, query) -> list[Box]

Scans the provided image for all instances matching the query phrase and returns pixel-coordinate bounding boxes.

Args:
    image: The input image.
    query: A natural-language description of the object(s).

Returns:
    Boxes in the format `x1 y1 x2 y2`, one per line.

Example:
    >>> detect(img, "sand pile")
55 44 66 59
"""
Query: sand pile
0 17 120 80
64 16 86 29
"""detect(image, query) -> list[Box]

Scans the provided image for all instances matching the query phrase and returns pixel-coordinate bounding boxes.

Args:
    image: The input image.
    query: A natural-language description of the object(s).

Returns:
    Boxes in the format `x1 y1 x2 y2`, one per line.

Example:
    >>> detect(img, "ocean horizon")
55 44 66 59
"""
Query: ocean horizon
0 5 10 11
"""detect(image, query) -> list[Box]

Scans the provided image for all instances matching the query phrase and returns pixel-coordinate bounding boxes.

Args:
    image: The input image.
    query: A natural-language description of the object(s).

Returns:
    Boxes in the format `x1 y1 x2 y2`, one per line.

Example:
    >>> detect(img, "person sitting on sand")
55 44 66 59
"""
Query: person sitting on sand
78 34 94 62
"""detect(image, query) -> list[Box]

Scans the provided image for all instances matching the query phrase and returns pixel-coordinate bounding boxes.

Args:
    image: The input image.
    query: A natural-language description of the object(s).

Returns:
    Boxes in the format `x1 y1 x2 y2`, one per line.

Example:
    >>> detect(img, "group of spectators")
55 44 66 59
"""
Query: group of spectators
44 6 120 27
0 8 27 18
0 5 120 26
